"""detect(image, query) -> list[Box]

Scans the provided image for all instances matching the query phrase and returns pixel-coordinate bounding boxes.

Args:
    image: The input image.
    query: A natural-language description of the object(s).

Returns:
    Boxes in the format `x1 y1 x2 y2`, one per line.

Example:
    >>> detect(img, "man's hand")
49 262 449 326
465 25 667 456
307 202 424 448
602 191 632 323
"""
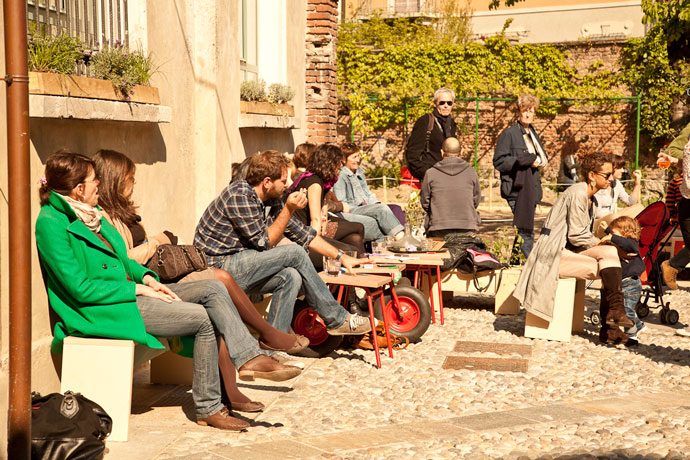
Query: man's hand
285 189 308 212
341 254 372 273
658 151 679 165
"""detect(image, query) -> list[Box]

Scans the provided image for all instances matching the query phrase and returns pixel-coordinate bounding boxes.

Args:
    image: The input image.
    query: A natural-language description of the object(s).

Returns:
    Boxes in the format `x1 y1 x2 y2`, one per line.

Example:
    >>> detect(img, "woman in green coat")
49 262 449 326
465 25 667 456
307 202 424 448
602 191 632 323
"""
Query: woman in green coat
36 151 300 431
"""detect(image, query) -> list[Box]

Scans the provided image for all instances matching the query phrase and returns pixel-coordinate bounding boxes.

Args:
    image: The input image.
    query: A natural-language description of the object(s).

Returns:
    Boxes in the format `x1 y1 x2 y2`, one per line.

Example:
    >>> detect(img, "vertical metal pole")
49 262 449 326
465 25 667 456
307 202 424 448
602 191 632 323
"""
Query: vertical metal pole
635 95 641 170
4 0 32 457
474 98 479 169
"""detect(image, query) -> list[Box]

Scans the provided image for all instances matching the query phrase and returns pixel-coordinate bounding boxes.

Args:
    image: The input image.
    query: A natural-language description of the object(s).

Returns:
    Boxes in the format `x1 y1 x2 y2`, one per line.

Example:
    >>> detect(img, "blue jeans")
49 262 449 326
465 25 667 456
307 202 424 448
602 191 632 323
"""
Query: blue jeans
342 204 404 242
622 276 643 330
220 245 349 330
136 284 221 418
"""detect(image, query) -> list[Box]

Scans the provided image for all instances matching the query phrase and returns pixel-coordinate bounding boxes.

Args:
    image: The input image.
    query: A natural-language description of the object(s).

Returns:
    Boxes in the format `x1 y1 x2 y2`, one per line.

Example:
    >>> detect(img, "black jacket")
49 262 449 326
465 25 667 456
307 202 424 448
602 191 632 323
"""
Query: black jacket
493 122 546 202
405 113 457 181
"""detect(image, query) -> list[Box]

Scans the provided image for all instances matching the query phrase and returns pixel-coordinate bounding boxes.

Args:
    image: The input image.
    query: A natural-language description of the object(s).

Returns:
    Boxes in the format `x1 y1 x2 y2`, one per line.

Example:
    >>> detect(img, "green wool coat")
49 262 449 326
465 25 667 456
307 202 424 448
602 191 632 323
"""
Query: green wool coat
36 192 165 353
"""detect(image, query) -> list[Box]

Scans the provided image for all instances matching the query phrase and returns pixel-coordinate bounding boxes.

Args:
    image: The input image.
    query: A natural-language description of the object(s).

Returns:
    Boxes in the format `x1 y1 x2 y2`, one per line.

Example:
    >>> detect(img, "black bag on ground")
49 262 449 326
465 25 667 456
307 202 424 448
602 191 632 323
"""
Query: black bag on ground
31 391 112 460
441 233 506 292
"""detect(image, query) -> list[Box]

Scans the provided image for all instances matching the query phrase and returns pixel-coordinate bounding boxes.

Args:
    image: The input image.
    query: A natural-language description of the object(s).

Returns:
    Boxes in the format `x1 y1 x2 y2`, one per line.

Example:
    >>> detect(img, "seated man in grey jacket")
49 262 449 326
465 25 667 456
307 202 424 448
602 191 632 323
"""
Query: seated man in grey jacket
420 137 481 237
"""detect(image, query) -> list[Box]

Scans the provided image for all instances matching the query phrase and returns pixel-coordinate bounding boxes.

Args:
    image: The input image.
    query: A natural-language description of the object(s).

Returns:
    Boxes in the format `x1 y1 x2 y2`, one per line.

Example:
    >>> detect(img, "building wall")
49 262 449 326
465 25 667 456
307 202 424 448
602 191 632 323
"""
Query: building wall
345 0 645 43
0 1 307 456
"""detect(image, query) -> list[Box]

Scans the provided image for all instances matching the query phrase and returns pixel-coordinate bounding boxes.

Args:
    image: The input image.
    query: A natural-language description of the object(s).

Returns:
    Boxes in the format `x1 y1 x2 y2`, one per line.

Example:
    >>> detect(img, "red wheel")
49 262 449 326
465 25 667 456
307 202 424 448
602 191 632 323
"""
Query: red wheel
291 302 343 357
375 286 431 342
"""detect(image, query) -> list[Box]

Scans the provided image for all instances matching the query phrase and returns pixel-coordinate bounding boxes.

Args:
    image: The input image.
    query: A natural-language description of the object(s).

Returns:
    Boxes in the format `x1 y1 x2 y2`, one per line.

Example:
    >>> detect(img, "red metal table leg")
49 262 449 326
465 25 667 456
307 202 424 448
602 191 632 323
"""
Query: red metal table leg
364 288 382 368
435 266 444 325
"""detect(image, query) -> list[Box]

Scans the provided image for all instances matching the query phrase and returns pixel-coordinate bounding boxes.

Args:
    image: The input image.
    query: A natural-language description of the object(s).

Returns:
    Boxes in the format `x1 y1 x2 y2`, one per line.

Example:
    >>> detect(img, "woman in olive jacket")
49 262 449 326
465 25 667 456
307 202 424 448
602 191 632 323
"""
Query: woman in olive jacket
512 151 633 344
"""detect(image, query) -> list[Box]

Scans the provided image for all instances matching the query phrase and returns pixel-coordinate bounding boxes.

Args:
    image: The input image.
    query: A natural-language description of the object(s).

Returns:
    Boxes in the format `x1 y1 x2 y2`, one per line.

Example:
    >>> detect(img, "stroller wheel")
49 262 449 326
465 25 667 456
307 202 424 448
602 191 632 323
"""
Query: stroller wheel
590 311 601 326
635 302 649 319
659 309 668 324
666 309 680 325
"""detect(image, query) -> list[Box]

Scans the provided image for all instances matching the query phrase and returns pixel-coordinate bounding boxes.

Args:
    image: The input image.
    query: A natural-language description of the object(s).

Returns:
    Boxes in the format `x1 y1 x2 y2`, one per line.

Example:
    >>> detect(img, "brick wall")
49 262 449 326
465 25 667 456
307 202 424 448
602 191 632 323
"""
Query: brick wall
305 0 339 144
336 41 644 181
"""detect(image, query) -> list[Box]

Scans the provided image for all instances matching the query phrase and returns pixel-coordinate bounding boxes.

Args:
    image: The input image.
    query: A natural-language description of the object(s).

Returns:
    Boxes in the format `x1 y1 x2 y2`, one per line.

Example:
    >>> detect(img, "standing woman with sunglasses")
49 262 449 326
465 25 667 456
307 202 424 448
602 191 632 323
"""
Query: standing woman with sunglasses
512 151 634 344
405 87 458 182
493 94 548 262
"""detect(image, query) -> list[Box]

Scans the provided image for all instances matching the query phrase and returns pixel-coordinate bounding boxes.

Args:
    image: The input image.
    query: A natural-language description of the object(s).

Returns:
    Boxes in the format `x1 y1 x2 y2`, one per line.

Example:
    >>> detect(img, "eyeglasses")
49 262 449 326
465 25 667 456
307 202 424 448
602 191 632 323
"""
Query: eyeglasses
437 100 454 107
594 171 614 180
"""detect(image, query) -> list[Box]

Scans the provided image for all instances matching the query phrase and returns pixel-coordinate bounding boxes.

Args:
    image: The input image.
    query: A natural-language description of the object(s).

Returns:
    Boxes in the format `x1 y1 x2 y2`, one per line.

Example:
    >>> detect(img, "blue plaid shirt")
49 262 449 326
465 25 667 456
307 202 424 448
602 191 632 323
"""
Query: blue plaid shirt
194 180 316 267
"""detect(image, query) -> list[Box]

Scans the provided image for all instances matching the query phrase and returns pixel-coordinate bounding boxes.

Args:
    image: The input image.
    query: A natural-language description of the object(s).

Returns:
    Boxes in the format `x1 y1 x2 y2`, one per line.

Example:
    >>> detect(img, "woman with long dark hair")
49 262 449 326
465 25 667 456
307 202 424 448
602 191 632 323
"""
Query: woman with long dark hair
289 143 366 269
92 149 308 412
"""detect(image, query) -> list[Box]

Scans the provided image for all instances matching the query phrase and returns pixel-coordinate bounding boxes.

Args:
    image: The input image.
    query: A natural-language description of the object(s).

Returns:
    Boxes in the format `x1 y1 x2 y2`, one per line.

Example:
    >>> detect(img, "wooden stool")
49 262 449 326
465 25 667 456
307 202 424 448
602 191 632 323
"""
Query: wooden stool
60 336 163 442
524 278 586 342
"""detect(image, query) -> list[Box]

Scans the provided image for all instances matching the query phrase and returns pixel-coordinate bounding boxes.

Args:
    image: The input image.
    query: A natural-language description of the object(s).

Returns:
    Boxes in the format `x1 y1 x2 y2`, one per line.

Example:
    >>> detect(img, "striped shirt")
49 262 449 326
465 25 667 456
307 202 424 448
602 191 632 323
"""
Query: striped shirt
194 180 316 267
666 176 683 220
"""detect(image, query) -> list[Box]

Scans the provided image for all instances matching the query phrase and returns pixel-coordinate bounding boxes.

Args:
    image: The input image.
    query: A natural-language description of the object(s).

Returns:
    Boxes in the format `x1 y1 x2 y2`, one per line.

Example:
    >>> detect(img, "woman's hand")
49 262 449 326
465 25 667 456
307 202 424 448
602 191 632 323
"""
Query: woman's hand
632 170 642 185
658 151 679 164
142 275 181 302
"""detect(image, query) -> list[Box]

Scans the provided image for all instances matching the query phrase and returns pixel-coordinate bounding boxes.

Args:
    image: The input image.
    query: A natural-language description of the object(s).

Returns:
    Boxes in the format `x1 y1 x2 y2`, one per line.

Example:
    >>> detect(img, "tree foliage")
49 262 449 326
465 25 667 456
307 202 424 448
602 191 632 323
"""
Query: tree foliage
338 18 624 135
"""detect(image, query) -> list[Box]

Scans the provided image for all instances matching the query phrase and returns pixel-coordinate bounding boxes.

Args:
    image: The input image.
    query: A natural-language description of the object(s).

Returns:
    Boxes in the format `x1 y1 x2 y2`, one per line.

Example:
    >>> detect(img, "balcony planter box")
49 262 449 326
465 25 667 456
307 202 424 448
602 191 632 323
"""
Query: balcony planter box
240 100 294 117
29 71 160 105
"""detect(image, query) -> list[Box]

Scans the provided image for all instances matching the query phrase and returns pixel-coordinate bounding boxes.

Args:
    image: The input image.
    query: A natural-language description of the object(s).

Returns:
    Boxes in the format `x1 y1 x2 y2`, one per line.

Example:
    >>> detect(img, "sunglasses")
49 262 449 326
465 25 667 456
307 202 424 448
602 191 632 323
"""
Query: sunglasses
594 171 614 180
437 100 453 107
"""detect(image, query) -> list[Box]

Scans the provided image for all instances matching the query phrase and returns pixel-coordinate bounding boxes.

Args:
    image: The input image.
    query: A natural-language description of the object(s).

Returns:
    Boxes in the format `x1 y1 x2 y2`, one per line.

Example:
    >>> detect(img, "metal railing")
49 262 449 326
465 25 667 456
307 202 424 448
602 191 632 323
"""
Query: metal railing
26 0 129 50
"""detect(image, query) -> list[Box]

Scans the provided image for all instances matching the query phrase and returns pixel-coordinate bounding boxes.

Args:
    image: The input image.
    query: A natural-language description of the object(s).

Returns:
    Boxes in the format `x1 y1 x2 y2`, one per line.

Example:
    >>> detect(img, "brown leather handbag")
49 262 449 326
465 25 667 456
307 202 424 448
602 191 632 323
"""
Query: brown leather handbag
146 244 208 282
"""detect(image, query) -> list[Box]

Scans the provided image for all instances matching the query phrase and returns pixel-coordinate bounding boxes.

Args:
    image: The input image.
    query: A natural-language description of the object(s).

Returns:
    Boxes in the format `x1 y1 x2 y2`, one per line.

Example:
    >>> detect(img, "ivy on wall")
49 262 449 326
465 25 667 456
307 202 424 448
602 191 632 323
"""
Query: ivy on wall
338 14 690 147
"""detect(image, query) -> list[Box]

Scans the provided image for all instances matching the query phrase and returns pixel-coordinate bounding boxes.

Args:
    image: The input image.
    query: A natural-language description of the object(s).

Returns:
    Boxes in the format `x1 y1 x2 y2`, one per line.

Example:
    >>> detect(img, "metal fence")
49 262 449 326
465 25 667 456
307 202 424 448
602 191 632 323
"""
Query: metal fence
26 0 129 50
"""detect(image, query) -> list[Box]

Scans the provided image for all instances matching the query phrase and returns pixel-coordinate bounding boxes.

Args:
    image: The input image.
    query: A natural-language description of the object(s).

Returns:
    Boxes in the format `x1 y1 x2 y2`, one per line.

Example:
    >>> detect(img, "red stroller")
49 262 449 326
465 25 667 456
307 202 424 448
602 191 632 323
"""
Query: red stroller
634 200 681 325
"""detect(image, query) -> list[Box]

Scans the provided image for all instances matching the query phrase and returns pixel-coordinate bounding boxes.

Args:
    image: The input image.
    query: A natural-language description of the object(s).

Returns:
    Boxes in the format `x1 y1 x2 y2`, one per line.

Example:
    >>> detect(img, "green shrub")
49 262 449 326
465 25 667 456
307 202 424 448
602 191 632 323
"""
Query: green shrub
267 83 295 104
28 25 84 74
91 46 154 98
240 79 266 101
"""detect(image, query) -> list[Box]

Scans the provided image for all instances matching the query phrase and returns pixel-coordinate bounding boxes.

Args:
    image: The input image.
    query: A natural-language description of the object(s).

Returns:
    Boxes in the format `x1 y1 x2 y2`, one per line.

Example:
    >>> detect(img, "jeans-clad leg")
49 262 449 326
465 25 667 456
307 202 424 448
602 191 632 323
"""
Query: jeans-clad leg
621 277 643 330
258 267 301 331
168 280 262 369
136 296 222 419
352 204 404 236
222 246 348 328
341 212 383 241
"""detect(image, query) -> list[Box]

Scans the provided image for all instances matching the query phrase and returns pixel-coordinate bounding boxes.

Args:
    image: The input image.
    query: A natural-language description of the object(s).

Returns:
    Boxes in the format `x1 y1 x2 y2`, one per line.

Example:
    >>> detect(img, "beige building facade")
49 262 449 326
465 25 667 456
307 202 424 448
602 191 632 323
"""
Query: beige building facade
0 1 312 455
345 0 645 43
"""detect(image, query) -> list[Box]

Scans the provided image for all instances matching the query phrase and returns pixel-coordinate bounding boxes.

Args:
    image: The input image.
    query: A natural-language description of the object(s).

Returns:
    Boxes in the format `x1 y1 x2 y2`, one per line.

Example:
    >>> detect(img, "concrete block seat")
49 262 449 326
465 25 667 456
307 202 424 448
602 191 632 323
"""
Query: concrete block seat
59 336 165 442
523 278 586 342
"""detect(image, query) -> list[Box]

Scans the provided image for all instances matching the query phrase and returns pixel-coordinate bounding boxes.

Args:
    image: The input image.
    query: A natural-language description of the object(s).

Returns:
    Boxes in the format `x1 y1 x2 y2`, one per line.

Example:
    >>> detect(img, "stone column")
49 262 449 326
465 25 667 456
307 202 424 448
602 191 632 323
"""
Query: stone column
305 0 339 144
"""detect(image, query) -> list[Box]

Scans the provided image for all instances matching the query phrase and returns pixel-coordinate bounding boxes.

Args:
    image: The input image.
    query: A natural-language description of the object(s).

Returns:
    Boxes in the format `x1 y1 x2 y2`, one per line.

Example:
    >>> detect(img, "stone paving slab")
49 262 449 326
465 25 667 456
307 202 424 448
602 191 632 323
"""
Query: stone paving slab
443 355 530 372
452 341 533 356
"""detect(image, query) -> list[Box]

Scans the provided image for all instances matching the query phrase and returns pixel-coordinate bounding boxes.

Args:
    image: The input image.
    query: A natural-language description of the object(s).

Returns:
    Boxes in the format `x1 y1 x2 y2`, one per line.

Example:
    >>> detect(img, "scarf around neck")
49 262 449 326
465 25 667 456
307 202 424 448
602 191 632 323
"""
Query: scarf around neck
64 195 103 233
432 107 455 138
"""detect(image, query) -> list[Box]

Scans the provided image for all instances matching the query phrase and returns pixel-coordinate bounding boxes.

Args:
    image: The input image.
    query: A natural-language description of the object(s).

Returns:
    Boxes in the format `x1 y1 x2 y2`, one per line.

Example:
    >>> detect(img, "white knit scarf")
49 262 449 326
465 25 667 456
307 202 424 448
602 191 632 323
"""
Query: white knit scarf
64 195 103 233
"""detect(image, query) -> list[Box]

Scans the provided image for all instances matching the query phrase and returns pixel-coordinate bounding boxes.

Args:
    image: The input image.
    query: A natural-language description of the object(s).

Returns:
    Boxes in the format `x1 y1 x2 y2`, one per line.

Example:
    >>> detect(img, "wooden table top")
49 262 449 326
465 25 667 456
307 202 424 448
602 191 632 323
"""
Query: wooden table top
319 271 392 288
350 263 406 275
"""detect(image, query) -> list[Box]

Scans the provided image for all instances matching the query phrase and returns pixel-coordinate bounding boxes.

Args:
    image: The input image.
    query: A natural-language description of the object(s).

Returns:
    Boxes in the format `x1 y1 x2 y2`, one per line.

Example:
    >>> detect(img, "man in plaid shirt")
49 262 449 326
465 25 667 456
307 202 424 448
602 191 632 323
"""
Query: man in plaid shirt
195 150 371 337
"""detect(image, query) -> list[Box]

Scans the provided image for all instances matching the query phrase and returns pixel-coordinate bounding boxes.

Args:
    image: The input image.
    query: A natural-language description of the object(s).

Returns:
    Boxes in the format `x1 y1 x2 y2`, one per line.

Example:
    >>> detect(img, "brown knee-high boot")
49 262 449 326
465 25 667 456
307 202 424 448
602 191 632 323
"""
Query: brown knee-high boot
599 267 634 328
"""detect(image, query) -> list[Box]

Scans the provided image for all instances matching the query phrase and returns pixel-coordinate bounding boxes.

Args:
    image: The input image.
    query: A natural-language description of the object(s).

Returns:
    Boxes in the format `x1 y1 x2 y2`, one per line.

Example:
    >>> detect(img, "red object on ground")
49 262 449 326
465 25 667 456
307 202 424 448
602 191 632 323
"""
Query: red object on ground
400 166 421 189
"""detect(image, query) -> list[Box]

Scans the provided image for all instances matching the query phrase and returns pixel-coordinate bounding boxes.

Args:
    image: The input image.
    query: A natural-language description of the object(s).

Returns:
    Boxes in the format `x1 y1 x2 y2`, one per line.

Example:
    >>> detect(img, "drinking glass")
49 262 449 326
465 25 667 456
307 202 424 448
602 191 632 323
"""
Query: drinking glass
657 157 671 170
324 257 341 276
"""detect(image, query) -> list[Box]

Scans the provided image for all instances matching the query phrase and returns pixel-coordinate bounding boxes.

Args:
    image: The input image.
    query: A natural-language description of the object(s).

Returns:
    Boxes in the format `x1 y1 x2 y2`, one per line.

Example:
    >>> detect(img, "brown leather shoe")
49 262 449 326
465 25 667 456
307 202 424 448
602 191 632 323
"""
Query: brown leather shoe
197 406 249 431
238 355 302 382
259 334 309 354
602 327 628 345
661 260 679 290
605 308 634 329
231 400 265 413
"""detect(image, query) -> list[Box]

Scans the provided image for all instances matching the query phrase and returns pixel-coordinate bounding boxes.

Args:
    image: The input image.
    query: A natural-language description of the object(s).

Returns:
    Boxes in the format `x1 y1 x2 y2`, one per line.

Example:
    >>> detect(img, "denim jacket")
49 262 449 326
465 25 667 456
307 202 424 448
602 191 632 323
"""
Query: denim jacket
333 167 379 208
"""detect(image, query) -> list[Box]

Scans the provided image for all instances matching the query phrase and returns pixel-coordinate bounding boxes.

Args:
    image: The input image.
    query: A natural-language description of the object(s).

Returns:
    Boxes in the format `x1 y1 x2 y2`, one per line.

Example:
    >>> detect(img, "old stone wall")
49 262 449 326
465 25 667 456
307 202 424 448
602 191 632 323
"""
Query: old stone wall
337 41 641 182
305 0 339 144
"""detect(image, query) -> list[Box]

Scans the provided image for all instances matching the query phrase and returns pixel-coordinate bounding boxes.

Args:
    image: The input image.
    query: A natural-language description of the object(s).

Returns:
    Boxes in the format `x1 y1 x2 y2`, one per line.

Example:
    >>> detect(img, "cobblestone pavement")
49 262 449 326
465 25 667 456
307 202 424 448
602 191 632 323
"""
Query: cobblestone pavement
107 283 690 459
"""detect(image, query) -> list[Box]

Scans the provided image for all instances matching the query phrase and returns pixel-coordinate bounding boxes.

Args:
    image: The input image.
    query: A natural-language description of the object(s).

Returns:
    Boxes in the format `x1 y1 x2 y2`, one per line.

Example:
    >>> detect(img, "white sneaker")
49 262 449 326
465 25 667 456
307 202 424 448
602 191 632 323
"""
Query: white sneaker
635 323 648 336
327 314 372 336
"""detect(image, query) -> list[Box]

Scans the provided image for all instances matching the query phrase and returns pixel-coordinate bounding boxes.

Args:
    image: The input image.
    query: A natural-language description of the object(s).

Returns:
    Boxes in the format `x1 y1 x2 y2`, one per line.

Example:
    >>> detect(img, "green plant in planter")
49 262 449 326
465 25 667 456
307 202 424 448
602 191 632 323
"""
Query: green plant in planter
267 83 295 104
240 79 267 101
28 25 84 74
91 46 154 98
